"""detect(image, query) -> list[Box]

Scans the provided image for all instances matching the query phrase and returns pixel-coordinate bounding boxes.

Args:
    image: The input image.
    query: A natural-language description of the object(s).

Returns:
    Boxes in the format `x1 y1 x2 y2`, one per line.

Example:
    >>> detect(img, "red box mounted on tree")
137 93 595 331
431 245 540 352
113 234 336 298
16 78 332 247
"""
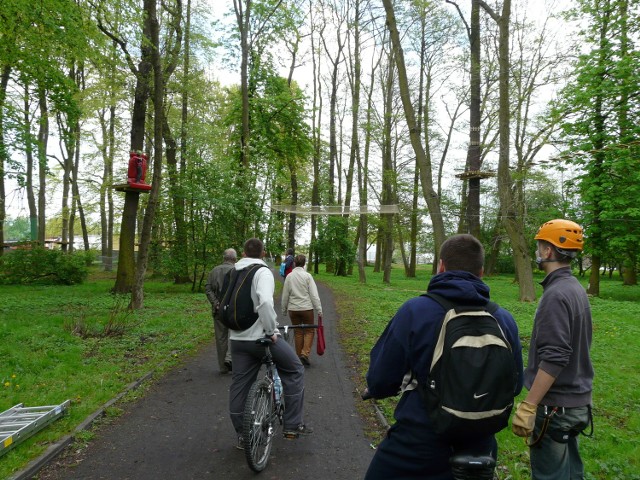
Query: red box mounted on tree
126 151 152 191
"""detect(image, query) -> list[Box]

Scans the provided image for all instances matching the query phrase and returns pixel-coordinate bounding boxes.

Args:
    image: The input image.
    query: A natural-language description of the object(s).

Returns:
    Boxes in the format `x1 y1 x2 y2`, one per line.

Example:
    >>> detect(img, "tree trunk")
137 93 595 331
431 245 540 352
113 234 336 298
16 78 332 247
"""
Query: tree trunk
309 0 322 274
485 228 502 275
71 130 89 253
234 0 251 170
99 103 115 270
408 167 418 277
466 0 482 238
622 256 637 286
175 0 192 282
617 0 635 286
164 117 190 283
0 65 10 254
481 0 536 301
59 109 74 253
287 169 298 250
131 0 165 309
320 14 345 206
374 223 382 273
382 0 446 265
286 30 300 251
357 33 380 283
328 56 339 205
585 7 612 298
396 217 409 274
37 87 48 245
587 255 601 295
112 0 154 293
335 0 362 277
381 47 394 285
22 84 38 242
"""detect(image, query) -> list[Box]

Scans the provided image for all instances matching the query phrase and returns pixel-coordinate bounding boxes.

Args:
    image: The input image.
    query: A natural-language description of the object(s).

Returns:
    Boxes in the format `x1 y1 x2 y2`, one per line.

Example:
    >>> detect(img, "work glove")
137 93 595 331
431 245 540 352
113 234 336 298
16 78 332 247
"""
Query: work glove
512 401 538 437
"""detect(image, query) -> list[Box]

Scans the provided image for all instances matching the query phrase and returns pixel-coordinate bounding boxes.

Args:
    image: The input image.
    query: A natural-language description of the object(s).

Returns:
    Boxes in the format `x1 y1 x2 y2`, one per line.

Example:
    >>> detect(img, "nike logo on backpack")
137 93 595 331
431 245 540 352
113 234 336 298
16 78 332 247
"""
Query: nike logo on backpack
474 392 489 399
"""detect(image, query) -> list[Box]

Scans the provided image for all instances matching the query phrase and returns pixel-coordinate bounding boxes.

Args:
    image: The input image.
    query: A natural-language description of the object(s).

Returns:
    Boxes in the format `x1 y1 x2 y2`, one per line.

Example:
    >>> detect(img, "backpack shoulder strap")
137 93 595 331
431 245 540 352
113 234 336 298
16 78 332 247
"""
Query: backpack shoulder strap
485 300 499 315
422 292 500 314
422 292 455 311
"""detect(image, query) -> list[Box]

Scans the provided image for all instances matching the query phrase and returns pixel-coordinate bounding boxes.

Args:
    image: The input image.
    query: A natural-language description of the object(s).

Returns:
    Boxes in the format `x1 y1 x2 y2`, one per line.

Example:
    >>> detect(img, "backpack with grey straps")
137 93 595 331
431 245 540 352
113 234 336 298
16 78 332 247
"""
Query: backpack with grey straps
419 293 518 439
219 264 267 330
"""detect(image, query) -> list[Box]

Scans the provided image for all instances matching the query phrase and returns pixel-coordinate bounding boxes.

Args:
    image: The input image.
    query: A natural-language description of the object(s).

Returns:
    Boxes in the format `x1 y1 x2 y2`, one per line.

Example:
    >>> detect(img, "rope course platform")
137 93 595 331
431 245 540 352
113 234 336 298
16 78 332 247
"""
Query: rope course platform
455 169 496 180
271 204 400 215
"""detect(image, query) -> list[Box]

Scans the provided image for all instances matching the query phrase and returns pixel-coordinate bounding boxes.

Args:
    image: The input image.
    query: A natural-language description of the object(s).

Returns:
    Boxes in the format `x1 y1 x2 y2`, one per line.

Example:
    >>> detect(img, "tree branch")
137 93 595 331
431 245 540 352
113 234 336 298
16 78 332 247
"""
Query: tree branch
478 0 500 23
445 0 470 39
89 1 139 76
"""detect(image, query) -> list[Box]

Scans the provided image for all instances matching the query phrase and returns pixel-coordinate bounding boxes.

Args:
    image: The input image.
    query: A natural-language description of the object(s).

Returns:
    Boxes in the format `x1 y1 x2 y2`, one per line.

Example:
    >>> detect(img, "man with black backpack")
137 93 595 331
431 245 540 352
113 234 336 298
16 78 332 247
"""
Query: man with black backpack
227 238 312 450
364 234 523 479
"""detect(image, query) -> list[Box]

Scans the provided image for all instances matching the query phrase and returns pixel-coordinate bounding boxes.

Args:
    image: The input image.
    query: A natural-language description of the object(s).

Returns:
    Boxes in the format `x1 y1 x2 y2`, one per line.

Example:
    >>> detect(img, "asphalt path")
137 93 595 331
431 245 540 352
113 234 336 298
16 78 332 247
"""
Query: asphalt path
34 277 376 480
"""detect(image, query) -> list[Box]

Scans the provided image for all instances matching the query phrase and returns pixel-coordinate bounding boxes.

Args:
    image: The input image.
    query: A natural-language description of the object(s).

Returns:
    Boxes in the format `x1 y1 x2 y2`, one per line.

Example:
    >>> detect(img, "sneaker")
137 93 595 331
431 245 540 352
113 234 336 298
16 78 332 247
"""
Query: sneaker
299 355 310 366
283 424 313 439
224 360 232 372
236 435 244 450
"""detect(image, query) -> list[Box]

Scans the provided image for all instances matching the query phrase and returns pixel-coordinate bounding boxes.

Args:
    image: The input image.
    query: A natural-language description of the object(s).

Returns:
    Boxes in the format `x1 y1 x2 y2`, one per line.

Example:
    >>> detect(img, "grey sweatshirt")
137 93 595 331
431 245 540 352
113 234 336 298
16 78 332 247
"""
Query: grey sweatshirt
524 267 594 407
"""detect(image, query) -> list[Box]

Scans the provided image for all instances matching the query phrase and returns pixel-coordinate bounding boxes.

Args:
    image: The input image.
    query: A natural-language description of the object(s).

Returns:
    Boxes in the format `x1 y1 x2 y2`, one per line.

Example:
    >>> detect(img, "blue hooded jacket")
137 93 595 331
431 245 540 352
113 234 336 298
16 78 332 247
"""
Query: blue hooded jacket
366 270 524 430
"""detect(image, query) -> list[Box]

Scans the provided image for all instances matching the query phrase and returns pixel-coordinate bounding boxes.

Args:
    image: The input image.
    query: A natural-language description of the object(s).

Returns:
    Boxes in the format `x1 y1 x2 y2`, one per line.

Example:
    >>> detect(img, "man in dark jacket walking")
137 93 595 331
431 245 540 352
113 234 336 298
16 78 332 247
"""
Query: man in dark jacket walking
205 248 237 374
364 234 523 479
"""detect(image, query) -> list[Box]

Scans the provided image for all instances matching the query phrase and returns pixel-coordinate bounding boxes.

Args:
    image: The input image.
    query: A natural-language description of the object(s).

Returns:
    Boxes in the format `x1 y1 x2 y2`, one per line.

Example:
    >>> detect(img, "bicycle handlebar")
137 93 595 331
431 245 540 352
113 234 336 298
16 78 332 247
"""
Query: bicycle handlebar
277 324 319 330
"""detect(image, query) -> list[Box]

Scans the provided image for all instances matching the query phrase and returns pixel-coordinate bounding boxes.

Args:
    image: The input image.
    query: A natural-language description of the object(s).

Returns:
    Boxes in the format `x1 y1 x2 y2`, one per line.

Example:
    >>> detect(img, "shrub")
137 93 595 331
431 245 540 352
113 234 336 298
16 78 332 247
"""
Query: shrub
79 248 99 266
492 255 517 274
0 247 89 285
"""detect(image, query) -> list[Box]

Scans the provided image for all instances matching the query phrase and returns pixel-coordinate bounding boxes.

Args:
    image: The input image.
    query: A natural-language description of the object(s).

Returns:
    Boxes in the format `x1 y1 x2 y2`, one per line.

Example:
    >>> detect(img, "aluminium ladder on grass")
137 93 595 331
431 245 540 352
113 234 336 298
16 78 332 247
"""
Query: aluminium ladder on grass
0 400 70 457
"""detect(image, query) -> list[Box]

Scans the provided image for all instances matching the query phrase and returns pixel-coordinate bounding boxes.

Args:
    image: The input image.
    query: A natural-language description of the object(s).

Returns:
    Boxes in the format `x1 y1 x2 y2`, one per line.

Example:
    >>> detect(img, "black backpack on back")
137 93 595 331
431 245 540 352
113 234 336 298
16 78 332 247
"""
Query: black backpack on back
419 293 518 440
219 264 267 330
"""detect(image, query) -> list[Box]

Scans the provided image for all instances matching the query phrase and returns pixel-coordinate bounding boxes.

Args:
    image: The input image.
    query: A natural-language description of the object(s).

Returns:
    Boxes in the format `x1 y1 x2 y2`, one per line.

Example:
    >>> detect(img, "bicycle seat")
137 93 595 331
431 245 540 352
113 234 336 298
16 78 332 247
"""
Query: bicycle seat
450 454 495 468
449 454 495 480
255 337 274 346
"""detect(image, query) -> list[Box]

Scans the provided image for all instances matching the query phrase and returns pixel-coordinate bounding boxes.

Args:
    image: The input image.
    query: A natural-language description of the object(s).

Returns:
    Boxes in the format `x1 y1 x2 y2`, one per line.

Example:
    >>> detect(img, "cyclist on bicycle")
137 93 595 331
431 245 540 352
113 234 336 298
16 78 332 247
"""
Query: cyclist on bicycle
229 238 313 449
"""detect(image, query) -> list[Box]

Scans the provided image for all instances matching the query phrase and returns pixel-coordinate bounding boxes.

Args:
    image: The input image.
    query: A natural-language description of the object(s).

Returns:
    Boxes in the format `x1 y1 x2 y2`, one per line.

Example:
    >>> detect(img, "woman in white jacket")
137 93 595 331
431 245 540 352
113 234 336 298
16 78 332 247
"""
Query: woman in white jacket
281 254 323 366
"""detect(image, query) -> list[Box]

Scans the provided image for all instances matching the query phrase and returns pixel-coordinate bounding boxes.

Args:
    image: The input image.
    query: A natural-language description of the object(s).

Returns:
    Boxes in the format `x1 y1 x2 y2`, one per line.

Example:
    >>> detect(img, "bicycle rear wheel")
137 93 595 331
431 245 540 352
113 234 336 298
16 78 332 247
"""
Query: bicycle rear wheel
242 379 275 472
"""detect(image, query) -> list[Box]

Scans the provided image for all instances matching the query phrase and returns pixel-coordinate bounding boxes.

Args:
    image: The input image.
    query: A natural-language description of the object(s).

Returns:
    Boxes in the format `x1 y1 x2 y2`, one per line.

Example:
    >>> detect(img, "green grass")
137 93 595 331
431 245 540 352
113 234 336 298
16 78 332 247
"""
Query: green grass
315 264 640 480
1 265 638 479
0 271 213 478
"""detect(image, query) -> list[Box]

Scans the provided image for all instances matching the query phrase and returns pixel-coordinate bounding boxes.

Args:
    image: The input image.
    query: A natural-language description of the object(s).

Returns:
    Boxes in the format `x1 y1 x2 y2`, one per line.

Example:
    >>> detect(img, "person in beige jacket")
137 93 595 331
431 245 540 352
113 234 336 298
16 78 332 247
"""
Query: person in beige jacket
281 254 323 366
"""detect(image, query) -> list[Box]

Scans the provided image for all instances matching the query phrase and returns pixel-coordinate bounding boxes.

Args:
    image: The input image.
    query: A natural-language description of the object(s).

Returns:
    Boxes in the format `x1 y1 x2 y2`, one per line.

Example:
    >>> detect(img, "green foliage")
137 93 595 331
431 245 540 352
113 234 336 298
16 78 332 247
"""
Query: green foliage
553 0 640 272
491 255 517 274
0 248 88 285
315 216 357 275
319 265 640 480
3 216 31 241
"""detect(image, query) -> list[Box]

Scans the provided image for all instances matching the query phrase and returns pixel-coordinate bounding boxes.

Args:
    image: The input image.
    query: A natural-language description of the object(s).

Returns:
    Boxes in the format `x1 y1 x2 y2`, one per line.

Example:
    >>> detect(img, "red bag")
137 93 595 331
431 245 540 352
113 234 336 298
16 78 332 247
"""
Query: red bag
316 315 326 356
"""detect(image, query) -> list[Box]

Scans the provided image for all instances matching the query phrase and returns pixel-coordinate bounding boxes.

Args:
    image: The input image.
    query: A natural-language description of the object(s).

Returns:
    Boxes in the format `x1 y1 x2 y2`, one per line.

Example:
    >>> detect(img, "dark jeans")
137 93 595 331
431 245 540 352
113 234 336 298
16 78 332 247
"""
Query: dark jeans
229 338 305 434
530 405 590 480
365 421 497 480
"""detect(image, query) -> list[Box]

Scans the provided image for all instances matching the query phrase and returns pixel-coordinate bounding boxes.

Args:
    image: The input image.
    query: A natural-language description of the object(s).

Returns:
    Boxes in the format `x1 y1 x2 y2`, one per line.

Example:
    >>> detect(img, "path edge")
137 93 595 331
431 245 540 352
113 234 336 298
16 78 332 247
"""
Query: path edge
9 371 155 480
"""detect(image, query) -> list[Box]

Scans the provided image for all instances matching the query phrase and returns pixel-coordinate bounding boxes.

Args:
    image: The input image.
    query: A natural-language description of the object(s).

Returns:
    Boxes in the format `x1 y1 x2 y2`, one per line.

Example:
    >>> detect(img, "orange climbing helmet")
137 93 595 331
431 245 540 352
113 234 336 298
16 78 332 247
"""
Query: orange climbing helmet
535 219 584 251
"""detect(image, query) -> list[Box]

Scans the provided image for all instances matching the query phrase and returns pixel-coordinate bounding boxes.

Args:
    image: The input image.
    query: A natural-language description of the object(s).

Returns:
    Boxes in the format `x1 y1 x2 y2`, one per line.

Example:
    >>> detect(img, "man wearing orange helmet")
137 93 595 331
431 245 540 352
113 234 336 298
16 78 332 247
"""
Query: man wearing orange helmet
512 219 594 480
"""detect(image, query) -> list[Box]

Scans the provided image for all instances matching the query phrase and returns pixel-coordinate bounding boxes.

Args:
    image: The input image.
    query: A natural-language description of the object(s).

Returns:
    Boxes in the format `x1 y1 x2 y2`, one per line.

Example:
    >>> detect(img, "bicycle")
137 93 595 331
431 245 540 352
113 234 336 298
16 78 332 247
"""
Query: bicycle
361 388 496 480
242 336 284 472
242 325 319 472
